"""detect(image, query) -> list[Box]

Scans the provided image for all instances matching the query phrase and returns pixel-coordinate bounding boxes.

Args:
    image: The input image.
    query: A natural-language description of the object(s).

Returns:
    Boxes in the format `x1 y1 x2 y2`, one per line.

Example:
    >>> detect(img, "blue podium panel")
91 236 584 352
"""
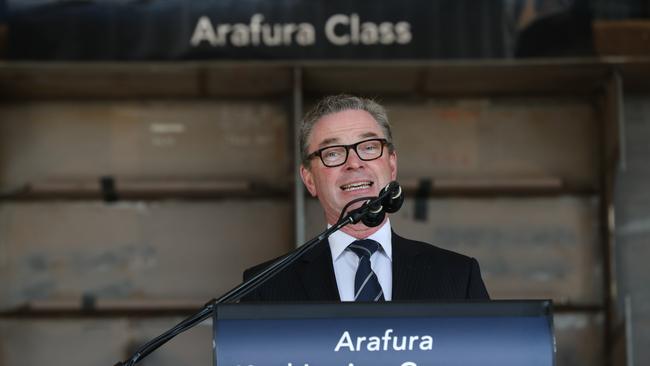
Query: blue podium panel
214 301 554 366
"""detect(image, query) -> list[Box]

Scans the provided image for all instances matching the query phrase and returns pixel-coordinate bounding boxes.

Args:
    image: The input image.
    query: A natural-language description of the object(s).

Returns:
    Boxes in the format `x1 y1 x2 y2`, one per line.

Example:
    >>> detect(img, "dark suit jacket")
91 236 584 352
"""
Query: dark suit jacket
242 232 489 301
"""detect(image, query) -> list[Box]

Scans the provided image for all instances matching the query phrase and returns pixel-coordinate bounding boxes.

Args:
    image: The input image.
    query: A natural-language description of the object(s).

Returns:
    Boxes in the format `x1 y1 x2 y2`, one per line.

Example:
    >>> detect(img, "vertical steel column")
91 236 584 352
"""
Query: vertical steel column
292 66 305 247
614 71 627 173
602 68 624 366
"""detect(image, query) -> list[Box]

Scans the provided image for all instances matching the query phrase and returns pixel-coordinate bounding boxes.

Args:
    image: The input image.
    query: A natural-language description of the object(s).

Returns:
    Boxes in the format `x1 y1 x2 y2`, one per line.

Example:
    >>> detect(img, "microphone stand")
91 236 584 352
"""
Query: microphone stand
114 190 392 366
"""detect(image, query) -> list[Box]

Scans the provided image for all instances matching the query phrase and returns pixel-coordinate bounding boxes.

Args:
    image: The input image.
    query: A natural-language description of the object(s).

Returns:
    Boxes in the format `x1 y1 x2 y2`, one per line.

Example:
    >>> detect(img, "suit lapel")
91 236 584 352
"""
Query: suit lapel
392 232 421 300
298 239 340 301
294 233 422 301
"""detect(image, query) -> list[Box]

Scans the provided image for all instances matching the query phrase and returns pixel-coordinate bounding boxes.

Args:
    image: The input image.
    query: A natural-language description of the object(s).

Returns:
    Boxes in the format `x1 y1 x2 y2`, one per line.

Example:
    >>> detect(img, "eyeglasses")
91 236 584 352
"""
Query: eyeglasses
307 138 391 168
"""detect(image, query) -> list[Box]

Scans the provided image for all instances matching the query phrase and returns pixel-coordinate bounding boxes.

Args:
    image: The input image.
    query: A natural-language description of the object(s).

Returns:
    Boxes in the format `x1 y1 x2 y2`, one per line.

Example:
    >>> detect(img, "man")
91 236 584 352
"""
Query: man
243 94 489 301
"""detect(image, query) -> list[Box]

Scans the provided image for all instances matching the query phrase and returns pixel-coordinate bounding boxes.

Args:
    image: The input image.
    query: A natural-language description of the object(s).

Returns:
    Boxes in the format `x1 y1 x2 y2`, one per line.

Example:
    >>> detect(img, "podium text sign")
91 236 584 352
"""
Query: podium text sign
213 301 554 366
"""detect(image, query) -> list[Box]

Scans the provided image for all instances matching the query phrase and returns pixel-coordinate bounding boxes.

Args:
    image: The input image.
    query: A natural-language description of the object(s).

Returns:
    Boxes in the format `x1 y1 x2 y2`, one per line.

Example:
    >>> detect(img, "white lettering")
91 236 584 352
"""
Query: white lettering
355 336 367 351
420 335 433 350
334 331 355 352
402 362 417 366
191 14 316 48
360 22 379 45
393 336 406 351
408 335 419 350
382 329 393 351
231 23 250 47
262 24 283 46
192 13 410 48
215 24 230 46
335 328 433 352
325 14 350 45
379 22 396 45
190 16 218 46
296 23 316 46
282 23 297 46
324 14 412 46
250 14 263 46
367 336 381 351
350 13 360 44
395 21 412 44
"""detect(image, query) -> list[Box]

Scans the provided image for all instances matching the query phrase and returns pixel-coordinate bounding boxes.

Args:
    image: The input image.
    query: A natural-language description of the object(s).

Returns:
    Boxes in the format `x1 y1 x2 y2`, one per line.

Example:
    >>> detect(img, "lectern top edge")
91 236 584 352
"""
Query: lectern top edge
216 300 552 320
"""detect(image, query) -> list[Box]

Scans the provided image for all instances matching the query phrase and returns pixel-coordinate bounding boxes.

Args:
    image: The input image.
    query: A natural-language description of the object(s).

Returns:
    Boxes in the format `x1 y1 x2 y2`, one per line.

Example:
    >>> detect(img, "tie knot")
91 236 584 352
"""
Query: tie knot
348 239 380 259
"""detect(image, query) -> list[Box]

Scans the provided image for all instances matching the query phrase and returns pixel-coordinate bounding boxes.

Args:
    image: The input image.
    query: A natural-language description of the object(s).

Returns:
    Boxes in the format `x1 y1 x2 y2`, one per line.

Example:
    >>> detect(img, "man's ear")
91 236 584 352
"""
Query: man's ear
300 164 317 197
389 150 398 181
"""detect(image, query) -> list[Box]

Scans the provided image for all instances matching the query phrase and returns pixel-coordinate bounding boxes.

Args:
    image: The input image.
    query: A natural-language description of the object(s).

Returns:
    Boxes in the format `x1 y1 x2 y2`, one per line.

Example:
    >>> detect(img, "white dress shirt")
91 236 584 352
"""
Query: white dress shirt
328 219 393 301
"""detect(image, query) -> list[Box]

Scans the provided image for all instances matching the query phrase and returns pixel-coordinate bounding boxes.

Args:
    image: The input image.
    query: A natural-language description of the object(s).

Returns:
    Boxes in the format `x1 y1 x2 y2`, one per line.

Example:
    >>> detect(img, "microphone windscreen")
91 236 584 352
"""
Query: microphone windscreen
361 209 386 227
383 182 404 213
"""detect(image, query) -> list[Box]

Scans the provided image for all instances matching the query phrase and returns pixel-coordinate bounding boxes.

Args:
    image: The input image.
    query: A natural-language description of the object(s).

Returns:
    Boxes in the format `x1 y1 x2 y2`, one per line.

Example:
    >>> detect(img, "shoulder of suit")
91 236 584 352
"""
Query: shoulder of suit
393 233 475 264
243 238 329 280
243 249 299 280
243 257 278 280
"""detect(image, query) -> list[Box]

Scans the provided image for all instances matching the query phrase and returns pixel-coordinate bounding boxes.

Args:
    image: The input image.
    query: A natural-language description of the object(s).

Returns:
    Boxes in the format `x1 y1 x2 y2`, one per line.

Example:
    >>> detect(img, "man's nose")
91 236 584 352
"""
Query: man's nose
344 148 365 169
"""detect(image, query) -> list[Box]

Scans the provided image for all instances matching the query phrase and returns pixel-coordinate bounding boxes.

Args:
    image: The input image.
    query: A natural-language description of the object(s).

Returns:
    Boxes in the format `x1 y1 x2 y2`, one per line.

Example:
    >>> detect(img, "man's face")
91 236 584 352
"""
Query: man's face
300 109 398 225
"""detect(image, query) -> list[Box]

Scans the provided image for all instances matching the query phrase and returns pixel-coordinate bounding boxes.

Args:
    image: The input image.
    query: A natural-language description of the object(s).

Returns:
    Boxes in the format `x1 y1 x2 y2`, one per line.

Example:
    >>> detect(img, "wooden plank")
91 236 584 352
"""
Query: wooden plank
204 65 292 96
386 98 600 189
0 63 293 98
421 63 608 96
0 201 292 309
0 100 290 194
0 317 212 366
594 20 650 57
2 179 290 200
554 312 605 366
303 66 422 95
3 60 650 98
619 61 650 93
302 61 610 96
0 63 201 98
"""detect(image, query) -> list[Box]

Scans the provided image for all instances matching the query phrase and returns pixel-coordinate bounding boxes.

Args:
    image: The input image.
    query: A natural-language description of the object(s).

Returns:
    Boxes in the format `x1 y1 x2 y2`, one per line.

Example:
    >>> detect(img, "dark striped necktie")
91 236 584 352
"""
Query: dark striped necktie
348 239 385 302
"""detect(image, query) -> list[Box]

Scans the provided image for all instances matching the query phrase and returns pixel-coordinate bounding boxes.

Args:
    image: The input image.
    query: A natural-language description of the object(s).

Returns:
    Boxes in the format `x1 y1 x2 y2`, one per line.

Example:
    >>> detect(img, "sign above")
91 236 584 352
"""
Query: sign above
190 13 412 49
5 0 589 60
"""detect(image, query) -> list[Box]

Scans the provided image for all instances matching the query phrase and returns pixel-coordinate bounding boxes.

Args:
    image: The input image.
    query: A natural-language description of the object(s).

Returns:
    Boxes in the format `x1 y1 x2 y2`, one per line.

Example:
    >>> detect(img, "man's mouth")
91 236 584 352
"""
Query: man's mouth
340 181 374 192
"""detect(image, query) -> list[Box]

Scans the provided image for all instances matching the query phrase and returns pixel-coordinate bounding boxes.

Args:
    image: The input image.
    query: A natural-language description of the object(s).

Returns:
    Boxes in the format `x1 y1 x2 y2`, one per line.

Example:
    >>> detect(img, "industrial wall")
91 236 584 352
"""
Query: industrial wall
0 61 634 365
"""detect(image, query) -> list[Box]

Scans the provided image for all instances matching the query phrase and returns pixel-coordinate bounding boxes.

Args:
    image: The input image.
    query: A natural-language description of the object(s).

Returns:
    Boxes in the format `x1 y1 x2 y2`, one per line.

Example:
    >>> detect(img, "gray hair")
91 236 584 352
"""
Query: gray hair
300 94 394 167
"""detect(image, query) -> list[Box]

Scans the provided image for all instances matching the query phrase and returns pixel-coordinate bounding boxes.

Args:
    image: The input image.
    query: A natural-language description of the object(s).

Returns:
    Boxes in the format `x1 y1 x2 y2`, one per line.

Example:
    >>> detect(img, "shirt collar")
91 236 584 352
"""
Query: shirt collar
328 219 392 262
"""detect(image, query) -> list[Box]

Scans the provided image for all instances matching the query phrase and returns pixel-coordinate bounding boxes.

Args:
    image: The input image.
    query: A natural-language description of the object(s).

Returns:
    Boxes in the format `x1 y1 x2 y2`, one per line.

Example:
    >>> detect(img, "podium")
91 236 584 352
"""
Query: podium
213 300 555 366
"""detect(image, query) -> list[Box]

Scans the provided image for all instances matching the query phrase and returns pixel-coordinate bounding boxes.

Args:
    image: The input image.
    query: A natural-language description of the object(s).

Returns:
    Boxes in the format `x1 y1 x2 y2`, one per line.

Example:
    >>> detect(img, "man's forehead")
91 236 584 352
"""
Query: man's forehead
316 131 380 147
309 110 384 147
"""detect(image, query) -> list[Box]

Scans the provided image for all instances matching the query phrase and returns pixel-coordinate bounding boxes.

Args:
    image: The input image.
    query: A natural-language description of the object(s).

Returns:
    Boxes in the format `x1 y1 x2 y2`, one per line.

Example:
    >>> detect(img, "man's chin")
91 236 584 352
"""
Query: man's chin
338 192 375 209
341 200 365 212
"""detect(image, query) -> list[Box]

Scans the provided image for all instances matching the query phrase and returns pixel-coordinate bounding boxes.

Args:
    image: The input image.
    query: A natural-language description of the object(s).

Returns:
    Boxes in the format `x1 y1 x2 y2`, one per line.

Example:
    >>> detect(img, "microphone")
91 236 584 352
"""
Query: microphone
380 181 404 213
360 181 403 227
337 181 405 227
360 200 385 227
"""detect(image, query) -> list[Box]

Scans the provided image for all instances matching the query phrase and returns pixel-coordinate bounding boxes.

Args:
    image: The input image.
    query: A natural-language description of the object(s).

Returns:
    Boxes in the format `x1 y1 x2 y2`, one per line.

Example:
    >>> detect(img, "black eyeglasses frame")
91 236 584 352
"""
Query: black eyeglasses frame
306 138 392 168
